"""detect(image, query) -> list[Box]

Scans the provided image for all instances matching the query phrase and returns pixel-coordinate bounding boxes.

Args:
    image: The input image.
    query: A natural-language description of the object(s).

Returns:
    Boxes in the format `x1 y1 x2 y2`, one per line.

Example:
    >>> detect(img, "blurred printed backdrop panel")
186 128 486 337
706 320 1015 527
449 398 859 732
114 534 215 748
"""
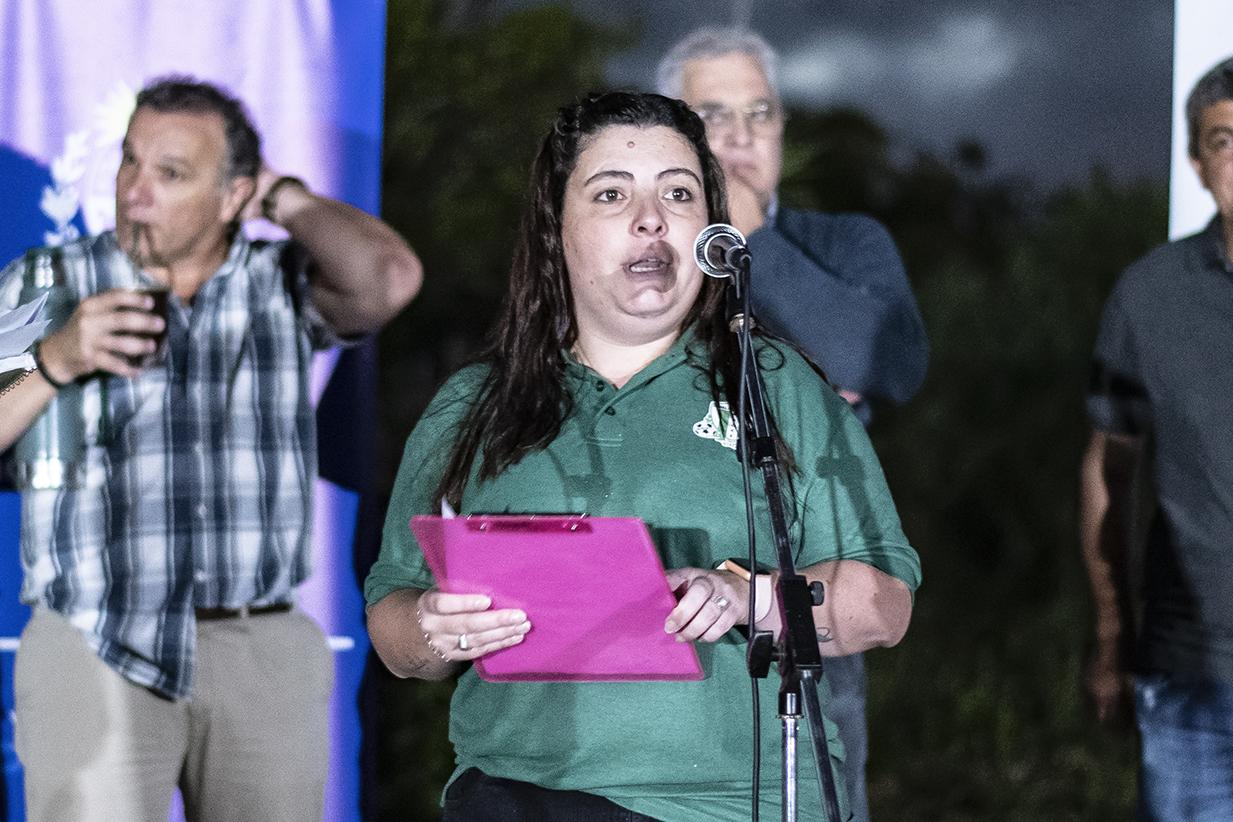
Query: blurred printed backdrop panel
0 1 388 820
1171 0 1233 238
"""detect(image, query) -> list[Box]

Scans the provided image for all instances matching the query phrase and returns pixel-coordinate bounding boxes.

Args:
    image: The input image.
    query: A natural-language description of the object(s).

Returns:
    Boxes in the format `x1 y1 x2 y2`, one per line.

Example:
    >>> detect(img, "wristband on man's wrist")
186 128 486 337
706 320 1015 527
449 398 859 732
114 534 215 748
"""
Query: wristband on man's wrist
31 341 69 390
260 175 309 223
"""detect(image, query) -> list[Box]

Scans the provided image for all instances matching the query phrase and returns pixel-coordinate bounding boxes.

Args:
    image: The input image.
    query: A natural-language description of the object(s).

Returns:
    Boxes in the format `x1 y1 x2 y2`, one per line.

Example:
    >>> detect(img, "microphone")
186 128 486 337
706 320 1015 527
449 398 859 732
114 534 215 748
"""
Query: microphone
694 223 750 279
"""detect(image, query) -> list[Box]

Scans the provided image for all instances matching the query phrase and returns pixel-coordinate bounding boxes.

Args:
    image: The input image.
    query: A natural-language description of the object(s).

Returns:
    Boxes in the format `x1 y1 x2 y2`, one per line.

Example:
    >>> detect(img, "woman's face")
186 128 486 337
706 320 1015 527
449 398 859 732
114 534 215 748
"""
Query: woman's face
561 124 709 348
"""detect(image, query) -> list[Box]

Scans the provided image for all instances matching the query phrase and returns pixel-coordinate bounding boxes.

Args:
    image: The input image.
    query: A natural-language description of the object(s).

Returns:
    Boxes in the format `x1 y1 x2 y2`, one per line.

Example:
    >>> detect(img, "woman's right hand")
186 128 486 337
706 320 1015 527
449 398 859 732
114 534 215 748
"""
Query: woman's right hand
415 589 532 661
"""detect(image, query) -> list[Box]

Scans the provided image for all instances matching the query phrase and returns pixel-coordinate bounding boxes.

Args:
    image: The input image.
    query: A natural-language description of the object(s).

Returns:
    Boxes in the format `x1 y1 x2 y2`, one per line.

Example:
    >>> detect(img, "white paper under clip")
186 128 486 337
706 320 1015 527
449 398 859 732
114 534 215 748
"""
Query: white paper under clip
0 293 50 372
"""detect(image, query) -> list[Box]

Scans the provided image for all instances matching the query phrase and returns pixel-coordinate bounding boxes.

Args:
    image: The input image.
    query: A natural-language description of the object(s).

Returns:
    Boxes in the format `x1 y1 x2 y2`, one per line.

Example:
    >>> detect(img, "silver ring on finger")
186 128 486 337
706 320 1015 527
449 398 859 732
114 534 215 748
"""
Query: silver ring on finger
711 594 731 610
457 633 470 651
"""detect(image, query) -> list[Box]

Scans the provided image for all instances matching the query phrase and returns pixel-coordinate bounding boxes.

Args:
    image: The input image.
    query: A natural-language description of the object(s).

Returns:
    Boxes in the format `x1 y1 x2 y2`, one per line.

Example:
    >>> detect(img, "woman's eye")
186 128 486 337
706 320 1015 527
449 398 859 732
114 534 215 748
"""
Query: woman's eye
665 187 693 202
595 189 622 203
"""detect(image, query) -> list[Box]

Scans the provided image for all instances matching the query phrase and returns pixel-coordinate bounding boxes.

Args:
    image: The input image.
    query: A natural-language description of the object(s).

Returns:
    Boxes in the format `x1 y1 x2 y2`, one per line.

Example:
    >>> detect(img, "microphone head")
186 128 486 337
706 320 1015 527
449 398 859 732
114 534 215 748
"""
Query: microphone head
694 223 746 279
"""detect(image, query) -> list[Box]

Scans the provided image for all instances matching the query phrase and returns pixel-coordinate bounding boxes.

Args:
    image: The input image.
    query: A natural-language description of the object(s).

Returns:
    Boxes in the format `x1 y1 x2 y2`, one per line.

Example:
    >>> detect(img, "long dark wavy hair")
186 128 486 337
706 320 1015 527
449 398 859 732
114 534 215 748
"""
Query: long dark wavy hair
435 91 747 509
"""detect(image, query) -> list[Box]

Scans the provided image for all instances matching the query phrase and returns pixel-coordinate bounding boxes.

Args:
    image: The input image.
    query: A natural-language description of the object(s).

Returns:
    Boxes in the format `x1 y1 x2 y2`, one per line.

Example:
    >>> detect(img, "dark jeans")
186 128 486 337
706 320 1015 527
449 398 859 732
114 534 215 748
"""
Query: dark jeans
443 769 660 822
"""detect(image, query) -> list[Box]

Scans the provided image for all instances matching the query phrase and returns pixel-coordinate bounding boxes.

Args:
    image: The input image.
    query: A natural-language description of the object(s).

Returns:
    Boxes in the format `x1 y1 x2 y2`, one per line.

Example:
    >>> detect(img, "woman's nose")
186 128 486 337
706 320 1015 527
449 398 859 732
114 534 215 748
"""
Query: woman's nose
632 198 667 236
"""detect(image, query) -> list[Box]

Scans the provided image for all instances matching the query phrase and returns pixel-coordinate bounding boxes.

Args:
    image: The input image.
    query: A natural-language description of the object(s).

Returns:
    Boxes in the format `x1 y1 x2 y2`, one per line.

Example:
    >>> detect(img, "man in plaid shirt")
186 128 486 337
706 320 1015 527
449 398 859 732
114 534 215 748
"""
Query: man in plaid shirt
0 77 421 821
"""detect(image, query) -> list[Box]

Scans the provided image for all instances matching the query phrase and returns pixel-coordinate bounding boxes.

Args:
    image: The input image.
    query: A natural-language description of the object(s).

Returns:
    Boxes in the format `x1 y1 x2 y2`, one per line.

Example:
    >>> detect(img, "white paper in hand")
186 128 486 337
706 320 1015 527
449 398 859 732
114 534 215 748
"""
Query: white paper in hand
0 294 51 372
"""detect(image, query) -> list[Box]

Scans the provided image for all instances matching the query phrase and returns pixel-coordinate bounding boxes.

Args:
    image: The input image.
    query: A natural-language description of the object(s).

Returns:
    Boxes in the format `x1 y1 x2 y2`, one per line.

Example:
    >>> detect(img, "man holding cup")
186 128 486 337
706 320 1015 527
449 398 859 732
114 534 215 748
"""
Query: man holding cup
0 77 421 821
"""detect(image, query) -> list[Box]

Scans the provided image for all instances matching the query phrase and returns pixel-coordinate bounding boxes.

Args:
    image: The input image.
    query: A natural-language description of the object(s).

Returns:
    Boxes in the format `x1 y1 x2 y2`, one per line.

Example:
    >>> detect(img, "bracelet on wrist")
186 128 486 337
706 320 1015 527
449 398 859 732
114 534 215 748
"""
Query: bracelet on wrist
751 574 773 623
415 597 447 661
716 559 775 624
260 175 309 223
0 366 36 398
31 341 69 390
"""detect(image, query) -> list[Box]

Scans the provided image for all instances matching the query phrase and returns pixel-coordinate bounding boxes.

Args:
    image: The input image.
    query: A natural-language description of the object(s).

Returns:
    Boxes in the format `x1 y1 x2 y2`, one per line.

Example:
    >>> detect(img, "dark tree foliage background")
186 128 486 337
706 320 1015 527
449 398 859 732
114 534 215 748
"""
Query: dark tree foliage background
367 1 1168 818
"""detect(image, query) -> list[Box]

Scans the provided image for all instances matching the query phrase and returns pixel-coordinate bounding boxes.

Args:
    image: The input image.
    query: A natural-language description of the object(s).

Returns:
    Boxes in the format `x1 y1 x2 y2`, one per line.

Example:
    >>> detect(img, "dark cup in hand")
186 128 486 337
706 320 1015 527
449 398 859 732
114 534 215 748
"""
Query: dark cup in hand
120 286 169 368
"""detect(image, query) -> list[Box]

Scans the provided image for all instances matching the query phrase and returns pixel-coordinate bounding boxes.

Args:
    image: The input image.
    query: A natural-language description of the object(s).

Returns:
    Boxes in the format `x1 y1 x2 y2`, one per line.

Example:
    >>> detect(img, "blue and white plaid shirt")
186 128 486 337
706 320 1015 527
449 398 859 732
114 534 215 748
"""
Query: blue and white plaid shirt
0 231 341 699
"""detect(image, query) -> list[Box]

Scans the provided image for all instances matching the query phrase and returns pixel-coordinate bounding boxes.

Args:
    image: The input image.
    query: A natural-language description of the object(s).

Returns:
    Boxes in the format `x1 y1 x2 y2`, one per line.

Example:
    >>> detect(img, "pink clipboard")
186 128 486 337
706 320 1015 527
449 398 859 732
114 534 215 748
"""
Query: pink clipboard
411 515 703 682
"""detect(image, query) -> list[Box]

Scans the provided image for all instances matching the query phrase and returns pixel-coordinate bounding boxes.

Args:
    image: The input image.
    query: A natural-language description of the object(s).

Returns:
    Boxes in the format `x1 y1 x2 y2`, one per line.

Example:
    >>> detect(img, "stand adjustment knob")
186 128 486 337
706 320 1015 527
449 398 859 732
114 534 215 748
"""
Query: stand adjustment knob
809 581 824 607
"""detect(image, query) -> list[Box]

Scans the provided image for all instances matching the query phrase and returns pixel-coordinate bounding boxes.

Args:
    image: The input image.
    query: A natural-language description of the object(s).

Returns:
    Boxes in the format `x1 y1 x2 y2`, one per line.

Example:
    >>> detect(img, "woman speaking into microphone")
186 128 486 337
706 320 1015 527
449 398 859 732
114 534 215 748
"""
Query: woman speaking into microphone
364 90 920 822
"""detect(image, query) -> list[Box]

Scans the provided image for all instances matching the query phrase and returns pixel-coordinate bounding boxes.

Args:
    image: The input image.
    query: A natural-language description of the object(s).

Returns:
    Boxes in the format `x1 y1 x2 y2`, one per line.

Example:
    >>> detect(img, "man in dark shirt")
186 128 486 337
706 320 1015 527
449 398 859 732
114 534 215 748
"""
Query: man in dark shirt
657 28 929 822
1081 55 1233 820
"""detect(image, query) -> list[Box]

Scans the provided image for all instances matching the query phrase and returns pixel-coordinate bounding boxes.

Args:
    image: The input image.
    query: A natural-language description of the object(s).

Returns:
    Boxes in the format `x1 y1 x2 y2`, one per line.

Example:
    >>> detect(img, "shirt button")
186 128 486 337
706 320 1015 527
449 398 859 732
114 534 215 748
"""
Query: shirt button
595 381 605 391
194 570 208 583
604 407 616 416
196 503 207 519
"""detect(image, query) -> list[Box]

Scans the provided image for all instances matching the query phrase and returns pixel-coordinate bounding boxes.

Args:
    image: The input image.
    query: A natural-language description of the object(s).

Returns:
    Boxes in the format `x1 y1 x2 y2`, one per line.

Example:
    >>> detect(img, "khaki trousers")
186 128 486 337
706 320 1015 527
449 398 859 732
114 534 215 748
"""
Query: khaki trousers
15 606 334 822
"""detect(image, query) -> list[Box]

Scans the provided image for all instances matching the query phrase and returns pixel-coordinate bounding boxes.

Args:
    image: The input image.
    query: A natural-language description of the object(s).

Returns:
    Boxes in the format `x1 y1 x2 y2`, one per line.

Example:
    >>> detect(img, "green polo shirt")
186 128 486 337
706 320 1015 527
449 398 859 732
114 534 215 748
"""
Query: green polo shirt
366 333 921 822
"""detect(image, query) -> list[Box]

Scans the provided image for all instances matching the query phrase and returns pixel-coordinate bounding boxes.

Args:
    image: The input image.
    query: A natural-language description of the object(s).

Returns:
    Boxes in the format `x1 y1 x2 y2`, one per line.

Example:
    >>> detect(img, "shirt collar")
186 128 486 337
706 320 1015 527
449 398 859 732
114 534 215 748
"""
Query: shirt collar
1209 215 1233 275
98 228 254 288
564 328 694 389
214 229 254 281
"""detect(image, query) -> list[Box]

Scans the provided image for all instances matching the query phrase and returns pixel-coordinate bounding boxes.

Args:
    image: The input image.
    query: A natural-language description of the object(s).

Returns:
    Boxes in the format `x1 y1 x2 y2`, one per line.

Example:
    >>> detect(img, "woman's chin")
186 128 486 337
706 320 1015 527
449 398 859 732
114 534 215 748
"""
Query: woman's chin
624 278 699 314
622 294 683 323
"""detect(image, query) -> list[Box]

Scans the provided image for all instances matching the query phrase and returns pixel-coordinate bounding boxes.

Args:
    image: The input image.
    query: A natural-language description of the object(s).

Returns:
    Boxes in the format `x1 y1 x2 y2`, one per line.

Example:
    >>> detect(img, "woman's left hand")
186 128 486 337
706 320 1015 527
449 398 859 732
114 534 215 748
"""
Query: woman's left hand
663 567 748 643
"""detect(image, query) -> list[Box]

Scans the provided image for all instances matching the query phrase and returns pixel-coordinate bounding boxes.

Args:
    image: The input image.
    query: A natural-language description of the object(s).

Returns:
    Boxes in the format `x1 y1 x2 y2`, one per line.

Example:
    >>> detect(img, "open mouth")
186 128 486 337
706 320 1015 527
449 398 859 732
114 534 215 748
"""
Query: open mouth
624 242 676 276
627 256 669 274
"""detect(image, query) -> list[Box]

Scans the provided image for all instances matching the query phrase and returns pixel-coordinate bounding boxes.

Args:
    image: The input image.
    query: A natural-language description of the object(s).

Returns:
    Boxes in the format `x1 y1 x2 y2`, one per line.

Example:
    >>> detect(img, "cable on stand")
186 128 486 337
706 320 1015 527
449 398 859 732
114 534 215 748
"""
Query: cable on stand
694 223 841 822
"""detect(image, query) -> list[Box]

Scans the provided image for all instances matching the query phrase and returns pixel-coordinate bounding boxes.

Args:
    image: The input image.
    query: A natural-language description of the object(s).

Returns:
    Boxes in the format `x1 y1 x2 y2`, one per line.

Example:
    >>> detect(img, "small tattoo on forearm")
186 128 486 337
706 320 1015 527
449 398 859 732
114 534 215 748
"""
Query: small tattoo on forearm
816 628 833 644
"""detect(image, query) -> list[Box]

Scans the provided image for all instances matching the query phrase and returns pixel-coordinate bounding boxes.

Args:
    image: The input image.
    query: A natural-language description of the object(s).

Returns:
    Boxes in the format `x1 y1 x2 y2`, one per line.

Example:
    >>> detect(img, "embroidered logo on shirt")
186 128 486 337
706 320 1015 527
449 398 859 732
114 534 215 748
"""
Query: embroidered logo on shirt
693 401 739 450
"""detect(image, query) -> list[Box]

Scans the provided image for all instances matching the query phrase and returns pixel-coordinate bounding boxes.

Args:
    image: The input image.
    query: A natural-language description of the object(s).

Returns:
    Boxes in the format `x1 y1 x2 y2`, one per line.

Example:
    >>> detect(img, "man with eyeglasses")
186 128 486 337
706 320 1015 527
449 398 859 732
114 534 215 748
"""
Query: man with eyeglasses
657 28 929 822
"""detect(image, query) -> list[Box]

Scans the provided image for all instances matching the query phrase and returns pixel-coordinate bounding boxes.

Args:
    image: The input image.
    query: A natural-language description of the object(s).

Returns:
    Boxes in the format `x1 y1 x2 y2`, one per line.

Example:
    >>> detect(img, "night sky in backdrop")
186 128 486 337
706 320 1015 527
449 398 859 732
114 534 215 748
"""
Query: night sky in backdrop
489 0 1176 191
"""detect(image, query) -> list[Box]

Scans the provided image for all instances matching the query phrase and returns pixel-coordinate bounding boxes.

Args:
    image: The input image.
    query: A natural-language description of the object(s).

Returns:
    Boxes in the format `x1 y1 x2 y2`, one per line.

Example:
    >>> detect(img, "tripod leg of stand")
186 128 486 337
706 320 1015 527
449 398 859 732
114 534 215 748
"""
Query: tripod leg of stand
781 690 799 822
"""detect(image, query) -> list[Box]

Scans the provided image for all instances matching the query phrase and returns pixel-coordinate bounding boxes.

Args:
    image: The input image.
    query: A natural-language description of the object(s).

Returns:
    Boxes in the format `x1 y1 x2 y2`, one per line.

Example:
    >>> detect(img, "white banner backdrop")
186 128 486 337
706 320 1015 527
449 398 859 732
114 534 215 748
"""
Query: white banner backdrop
1171 0 1233 238
0 1 345 200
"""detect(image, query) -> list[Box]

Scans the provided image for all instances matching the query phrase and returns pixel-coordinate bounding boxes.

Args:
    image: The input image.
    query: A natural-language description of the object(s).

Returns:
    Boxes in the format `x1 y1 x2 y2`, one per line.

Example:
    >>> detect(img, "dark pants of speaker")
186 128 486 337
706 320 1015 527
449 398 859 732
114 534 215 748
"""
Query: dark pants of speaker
442 768 661 822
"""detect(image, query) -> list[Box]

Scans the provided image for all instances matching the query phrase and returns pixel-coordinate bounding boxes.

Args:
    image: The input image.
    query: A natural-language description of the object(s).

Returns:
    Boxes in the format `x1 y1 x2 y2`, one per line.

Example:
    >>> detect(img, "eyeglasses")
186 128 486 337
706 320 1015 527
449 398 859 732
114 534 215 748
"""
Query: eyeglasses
693 100 784 137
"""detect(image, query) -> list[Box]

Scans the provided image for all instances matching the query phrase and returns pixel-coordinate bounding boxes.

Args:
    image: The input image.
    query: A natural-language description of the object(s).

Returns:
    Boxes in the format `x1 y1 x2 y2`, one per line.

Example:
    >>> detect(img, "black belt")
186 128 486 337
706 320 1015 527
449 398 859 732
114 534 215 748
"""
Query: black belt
194 602 293 620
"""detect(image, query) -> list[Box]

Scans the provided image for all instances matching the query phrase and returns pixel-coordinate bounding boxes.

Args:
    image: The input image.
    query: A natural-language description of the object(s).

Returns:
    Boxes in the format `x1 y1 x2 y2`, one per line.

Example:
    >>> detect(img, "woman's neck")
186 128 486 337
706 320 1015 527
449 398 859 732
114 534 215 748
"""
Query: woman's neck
572 329 679 388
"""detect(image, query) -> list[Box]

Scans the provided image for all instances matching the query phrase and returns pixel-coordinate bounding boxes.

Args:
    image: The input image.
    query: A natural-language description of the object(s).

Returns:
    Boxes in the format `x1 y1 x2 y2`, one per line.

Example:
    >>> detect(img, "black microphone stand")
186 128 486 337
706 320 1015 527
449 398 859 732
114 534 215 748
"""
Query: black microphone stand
726 248 842 822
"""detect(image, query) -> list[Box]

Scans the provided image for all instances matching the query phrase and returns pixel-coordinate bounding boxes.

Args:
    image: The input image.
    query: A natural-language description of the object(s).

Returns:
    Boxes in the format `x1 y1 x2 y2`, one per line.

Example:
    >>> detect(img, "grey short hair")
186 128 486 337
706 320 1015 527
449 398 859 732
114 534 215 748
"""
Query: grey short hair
1186 56 1233 158
655 27 780 100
